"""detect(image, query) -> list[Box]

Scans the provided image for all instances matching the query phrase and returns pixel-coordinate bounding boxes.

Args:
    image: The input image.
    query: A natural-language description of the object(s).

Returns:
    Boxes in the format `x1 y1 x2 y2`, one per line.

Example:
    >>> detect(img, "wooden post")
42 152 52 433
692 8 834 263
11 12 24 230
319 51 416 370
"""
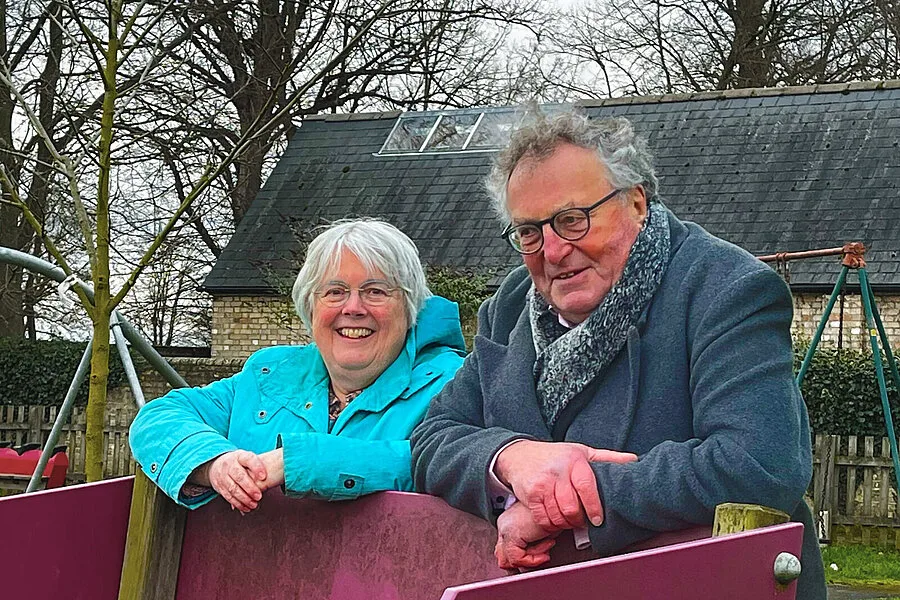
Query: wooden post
118 470 186 600
27 405 42 445
712 503 790 536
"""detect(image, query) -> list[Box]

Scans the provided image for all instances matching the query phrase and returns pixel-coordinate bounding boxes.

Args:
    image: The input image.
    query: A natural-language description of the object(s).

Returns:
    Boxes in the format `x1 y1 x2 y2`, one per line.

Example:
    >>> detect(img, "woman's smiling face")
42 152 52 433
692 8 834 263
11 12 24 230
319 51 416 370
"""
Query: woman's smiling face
311 249 409 393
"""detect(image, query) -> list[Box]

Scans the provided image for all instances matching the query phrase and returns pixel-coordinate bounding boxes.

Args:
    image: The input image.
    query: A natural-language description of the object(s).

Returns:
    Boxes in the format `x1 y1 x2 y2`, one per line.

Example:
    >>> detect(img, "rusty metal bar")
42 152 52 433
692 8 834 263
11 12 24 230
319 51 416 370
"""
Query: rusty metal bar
757 242 867 267
757 247 845 263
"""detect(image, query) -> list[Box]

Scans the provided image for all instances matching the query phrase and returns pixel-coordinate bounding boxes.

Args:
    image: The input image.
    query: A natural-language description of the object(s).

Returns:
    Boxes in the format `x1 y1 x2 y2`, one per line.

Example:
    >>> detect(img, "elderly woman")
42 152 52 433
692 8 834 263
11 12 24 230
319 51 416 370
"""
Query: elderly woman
130 219 465 511
411 111 825 599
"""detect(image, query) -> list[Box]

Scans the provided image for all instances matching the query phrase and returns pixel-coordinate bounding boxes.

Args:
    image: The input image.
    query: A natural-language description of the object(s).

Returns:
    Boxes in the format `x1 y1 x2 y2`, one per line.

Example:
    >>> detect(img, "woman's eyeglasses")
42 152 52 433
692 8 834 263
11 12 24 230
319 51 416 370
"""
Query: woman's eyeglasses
314 282 400 307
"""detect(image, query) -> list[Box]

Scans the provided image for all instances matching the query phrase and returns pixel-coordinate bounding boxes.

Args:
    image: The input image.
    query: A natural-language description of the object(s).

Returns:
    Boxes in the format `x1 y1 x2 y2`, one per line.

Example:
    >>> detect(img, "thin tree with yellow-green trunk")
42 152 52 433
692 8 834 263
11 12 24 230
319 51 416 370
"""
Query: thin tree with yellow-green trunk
0 0 394 481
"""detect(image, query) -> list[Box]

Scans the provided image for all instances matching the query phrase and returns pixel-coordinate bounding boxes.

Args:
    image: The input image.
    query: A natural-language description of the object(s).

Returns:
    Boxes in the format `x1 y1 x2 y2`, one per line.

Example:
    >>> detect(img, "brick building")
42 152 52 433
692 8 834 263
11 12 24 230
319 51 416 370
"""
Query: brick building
203 81 900 360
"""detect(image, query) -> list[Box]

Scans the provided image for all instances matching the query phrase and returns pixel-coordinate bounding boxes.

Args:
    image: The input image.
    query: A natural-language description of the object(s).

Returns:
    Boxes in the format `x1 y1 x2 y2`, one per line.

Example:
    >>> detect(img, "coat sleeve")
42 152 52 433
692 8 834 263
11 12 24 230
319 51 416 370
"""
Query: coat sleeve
281 356 465 501
129 374 241 508
280 434 414 499
411 298 533 522
588 266 813 554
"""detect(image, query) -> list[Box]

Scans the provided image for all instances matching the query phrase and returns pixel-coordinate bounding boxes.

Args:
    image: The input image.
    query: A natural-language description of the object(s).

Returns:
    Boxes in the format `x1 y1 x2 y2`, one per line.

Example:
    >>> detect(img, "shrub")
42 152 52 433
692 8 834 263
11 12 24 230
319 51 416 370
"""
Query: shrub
426 267 494 348
795 340 900 436
0 337 137 406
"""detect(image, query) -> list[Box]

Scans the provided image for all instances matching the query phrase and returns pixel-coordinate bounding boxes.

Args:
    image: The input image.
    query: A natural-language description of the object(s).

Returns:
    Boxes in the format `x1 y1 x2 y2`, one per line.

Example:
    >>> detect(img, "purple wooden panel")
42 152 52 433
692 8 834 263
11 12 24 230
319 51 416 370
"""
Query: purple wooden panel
441 522 804 600
176 489 507 600
0 476 134 600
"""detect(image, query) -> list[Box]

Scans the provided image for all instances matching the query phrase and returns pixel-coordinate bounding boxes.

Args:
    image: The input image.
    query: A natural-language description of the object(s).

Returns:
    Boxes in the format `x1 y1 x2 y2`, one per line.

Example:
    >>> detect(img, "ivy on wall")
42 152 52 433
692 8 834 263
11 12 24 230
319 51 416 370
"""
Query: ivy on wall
0 338 137 406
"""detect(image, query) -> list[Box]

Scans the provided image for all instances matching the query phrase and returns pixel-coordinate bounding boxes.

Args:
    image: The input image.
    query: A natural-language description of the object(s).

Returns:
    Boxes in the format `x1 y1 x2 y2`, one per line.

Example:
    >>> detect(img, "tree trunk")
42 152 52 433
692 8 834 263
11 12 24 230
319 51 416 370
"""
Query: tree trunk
0 0 25 337
718 0 770 89
84 1 120 482
84 308 111 481
230 139 265 224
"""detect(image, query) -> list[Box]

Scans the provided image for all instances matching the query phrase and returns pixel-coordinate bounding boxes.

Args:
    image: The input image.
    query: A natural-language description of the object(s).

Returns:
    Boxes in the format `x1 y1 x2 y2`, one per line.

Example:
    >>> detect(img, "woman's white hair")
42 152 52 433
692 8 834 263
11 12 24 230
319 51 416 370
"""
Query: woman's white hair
486 108 659 224
292 218 431 329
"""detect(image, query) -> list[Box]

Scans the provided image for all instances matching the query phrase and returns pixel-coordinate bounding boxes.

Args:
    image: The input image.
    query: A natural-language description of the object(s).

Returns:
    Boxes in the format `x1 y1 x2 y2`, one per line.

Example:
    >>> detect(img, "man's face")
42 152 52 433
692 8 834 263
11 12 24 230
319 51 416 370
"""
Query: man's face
506 143 648 325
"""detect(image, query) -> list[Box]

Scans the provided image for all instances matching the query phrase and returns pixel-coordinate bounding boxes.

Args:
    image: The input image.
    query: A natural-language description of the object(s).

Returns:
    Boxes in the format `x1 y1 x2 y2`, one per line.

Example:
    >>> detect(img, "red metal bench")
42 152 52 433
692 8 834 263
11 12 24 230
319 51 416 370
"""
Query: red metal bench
0 444 68 492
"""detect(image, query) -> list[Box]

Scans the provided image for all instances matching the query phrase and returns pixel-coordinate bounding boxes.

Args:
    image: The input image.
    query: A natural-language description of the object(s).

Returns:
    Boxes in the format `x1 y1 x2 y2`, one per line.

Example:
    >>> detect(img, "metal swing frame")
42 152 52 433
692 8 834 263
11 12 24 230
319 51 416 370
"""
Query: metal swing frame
759 243 900 519
0 246 188 492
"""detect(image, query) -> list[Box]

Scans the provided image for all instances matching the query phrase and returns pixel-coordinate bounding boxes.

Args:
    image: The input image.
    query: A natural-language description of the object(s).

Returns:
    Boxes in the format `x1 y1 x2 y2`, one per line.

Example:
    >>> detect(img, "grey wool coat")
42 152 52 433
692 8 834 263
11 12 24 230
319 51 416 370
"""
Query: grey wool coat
411 208 826 599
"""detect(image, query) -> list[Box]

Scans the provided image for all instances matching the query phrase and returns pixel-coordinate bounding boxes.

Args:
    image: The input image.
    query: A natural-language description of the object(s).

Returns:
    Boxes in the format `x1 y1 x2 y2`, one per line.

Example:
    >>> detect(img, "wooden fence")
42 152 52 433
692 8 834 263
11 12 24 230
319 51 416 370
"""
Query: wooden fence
812 434 900 547
3 404 900 546
0 404 138 483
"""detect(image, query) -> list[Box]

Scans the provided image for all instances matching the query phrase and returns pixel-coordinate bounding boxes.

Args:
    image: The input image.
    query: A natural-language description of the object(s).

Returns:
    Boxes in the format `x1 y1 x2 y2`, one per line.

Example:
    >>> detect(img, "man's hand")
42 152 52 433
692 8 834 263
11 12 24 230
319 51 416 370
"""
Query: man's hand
204 450 267 513
495 501 559 570
495 440 638 530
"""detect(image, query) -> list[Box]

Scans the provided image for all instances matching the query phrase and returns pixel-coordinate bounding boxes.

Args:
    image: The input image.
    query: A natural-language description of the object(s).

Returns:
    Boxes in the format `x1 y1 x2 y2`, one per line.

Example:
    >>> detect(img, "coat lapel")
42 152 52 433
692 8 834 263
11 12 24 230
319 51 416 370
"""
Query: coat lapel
475 308 551 440
611 324 642 449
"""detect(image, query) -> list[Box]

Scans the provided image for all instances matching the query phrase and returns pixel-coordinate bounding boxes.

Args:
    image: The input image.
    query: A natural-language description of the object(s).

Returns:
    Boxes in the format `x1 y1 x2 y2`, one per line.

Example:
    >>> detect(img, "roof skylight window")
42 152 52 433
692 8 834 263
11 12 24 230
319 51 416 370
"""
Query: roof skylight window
423 113 481 151
464 109 518 150
379 114 439 153
378 108 522 155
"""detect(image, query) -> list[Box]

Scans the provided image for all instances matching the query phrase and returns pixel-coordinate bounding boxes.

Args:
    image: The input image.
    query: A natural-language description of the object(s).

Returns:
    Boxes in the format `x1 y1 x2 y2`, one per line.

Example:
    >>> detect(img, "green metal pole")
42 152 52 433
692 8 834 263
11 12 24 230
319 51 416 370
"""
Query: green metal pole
869 292 900 403
797 266 849 387
858 268 900 503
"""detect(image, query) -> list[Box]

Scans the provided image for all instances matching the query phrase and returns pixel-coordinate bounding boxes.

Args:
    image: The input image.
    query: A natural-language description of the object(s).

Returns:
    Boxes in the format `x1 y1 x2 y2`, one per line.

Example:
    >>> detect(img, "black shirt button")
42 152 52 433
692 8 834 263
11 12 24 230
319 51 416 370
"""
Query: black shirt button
343 478 356 489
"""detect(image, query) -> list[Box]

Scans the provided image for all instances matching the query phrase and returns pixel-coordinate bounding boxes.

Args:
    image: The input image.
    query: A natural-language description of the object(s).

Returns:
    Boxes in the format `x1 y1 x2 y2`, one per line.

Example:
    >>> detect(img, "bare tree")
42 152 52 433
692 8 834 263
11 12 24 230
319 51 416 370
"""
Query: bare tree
138 0 540 225
538 0 900 97
0 0 422 480
1 0 540 344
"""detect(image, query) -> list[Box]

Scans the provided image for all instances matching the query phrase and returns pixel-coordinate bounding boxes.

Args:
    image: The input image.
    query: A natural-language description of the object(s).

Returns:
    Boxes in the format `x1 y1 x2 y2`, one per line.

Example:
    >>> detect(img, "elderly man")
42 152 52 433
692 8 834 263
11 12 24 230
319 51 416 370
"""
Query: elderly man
410 110 825 599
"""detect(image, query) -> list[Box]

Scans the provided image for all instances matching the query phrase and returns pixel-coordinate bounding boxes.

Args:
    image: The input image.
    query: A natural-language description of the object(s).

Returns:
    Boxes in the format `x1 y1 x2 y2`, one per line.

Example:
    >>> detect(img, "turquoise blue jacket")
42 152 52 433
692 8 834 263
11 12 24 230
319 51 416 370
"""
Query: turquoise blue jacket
130 296 466 508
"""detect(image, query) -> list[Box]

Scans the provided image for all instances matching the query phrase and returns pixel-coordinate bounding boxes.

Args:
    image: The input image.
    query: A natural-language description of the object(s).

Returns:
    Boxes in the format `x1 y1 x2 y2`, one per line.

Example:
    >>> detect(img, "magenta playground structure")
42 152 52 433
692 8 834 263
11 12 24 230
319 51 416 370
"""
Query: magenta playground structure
0 474 803 600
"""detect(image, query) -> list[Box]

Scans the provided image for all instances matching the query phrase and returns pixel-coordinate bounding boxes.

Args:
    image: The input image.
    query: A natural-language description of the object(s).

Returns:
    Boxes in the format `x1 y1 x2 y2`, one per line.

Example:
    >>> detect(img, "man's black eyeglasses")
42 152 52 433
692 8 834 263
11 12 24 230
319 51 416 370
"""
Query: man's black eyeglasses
501 189 623 255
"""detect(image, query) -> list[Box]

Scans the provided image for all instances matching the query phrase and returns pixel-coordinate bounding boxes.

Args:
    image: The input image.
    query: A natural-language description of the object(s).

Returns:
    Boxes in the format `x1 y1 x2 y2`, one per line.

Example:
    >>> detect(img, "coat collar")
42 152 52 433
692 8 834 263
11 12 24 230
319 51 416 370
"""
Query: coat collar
255 325 448 431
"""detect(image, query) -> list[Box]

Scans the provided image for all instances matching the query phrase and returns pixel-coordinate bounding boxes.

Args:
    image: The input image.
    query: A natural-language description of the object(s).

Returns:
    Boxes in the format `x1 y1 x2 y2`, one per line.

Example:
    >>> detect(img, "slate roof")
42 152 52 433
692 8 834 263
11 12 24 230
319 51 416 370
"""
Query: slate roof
204 80 900 295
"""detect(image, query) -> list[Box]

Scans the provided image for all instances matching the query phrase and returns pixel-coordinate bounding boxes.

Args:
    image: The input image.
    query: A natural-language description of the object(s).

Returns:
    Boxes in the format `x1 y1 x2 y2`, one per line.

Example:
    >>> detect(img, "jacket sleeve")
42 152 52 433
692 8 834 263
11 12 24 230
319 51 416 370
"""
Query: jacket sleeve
281 358 464 501
280 434 414 499
589 266 813 554
129 373 241 508
411 298 533 522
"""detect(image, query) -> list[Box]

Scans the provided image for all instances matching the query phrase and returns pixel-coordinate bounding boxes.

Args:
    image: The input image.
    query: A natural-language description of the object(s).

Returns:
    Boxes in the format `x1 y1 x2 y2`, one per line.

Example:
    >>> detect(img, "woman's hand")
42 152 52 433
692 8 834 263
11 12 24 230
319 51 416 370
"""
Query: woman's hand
203 450 268 513
257 448 285 491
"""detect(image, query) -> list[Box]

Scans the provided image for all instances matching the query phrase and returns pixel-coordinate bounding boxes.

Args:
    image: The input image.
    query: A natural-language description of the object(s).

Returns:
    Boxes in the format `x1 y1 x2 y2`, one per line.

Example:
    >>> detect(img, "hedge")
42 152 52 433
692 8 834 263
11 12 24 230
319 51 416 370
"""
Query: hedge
2 333 899 437
0 337 137 406
795 342 900 436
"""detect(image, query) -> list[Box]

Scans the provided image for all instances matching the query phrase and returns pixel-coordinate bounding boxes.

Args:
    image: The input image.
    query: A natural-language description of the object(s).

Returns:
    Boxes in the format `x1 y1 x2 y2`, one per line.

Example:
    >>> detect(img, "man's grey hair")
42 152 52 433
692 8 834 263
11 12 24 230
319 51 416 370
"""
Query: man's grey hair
292 218 431 329
486 109 659 223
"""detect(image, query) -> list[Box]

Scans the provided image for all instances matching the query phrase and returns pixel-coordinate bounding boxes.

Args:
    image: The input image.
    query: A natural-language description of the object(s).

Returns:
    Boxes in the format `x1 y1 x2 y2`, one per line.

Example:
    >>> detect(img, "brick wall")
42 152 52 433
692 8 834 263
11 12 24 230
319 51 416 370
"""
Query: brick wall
210 295 309 360
792 293 900 351
206 292 900 360
109 357 249 410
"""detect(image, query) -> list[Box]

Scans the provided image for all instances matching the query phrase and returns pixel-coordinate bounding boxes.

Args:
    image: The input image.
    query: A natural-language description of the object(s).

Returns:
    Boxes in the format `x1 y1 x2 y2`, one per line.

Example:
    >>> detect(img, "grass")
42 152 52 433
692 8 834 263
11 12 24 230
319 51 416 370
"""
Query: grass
822 544 900 597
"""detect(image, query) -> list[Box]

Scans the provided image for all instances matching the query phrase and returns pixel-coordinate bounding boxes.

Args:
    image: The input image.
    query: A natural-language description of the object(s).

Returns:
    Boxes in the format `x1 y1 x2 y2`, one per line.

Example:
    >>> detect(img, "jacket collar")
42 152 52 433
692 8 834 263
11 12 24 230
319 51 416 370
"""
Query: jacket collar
256 296 463 423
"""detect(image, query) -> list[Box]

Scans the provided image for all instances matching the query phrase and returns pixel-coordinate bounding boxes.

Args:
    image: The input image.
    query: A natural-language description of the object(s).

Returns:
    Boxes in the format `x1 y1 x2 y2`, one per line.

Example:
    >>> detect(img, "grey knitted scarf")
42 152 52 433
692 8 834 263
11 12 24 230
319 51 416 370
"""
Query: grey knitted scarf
530 202 671 427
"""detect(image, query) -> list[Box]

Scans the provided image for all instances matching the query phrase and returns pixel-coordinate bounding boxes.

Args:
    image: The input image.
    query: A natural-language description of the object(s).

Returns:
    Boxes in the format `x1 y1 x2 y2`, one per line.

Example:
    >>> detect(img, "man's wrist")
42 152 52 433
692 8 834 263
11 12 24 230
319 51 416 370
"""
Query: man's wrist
495 439 530 488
